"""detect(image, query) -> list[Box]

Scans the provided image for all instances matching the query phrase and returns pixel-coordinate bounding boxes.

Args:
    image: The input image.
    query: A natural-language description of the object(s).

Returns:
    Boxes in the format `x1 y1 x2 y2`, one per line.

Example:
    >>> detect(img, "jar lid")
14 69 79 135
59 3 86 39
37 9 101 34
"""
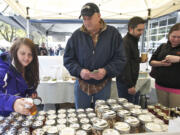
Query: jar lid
68 113 77 118
78 113 87 118
107 99 117 105
97 105 110 112
68 117 78 123
76 109 85 113
47 114 57 120
67 108 76 113
130 108 142 116
145 122 162 132
114 122 130 133
117 98 128 104
111 104 123 111
58 113 66 119
56 124 66 131
138 114 153 124
117 109 131 117
47 110 56 115
36 115 45 121
76 130 87 135
87 113 96 118
57 118 67 124
47 126 58 134
32 128 44 135
102 110 116 119
60 127 75 135
38 110 46 116
153 118 164 124
123 103 134 110
124 116 140 127
58 109 67 114
102 128 120 135
95 100 106 105
45 119 56 125
70 123 80 130
82 124 92 131
93 119 108 130
147 105 155 109
80 118 90 124
86 108 94 113
22 120 33 127
32 120 43 127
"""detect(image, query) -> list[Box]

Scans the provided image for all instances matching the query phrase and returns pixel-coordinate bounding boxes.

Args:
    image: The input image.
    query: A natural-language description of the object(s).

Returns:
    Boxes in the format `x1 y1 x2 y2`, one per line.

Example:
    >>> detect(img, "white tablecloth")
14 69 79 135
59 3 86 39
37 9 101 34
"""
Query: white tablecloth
37 78 151 104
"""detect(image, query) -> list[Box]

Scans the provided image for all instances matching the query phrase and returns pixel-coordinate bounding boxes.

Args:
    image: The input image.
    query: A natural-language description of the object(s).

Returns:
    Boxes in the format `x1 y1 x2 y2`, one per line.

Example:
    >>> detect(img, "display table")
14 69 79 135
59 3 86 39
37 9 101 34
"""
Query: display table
37 78 151 104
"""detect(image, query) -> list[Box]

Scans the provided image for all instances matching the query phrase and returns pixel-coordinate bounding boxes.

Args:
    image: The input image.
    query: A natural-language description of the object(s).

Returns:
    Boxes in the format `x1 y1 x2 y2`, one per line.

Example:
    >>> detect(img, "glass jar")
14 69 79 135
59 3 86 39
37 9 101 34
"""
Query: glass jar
78 113 87 119
96 105 110 119
123 102 134 110
10 121 21 129
42 125 51 133
87 113 96 119
81 124 92 135
124 116 140 133
117 109 131 122
69 123 80 131
86 108 94 113
114 122 130 134
145 122 163 132
163 116 170 124
60 127 75 135
80 118 90 125
36 115 45 122
32 128 45 135
68 113 77 118
67 109 76 114
24 98 37 115
57 114 66 119
32 120 44 129
21 120 33 127
58 109 66 114
116 98 128 105
161 106 169 116
68 117 78 125
147 105 155 113
77 109 85 114
106 99 117 105
161 124 168 132
155 103 162 109
0 116 4 123
102 129 120 135
45 119 56 126
76 130 87 135
138 114 153 132
95 100 106 113
157 112 166 120
153 108 161 116
47 126 58 135
47 114 57 120
92 119 109 135
26 115 36 121
56 124 66 132
102 110 116 128
130 108 142 117
57 118 67 125
38 110 46 116
17 127 30 135
47 110 56 115
110 104 123 112
153 118 164 124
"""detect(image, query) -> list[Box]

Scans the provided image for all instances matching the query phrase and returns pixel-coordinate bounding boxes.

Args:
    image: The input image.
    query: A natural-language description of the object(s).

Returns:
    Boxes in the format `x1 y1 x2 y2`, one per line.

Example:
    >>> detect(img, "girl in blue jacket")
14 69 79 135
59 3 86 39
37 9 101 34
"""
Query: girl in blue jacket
0 38 39 117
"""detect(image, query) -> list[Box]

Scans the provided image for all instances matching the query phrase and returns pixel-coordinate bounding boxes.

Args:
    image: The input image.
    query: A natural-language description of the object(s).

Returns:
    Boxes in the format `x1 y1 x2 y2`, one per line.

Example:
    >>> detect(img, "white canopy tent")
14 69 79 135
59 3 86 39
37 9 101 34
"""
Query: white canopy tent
3 0 180 20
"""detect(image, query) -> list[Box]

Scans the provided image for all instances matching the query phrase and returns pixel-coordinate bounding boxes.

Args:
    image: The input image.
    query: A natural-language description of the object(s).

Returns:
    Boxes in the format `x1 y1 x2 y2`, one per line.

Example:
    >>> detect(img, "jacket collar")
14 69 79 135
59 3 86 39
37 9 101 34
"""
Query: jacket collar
80 19 107 34
126 32 139 43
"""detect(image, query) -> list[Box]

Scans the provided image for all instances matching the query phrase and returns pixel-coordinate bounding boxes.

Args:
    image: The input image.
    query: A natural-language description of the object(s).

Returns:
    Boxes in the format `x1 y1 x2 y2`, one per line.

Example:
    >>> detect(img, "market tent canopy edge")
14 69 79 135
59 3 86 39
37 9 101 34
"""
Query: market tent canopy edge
3 0 180 20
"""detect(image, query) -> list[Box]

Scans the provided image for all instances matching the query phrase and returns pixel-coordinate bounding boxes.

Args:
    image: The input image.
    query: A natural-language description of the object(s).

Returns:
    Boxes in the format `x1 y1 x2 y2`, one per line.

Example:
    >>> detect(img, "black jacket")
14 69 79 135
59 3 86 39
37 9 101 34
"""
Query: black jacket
150 42 180 89
116 32 141 88
64 25 126 85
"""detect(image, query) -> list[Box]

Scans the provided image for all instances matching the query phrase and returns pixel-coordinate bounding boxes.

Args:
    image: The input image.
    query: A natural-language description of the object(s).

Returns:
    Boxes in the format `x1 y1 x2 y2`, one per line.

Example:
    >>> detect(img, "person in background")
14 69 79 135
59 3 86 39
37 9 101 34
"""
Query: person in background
0 38 39 117
149 23 180 107
39 42 48 56
116 16 146 104
64 3 126 109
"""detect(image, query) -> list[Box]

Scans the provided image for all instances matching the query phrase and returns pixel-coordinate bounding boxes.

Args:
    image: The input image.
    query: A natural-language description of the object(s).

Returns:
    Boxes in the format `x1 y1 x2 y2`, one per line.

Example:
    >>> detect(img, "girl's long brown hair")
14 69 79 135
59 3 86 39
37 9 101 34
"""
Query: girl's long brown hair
10 38 39 89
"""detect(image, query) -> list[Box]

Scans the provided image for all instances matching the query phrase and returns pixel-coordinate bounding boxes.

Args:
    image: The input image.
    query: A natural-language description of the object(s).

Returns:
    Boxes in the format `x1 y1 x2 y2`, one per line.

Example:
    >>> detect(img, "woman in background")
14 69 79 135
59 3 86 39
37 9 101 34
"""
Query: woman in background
0 38 39 116
150 23 180 107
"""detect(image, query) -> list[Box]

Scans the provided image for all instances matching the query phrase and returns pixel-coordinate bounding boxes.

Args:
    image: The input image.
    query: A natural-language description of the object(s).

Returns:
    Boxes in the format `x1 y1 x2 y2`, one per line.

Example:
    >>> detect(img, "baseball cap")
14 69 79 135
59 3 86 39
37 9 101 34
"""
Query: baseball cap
79 3 100 19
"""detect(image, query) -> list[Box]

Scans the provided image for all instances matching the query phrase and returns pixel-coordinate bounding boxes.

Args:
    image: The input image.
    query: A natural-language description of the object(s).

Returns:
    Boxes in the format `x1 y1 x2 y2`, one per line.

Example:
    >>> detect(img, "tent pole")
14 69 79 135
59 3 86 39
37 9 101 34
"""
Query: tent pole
26 7 30 38
146 9 151 71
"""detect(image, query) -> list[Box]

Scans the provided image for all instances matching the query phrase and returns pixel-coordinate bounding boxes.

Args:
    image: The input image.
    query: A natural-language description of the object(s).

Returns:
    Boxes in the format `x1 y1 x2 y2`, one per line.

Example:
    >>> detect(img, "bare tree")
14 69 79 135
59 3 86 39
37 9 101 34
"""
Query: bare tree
0 22 16 42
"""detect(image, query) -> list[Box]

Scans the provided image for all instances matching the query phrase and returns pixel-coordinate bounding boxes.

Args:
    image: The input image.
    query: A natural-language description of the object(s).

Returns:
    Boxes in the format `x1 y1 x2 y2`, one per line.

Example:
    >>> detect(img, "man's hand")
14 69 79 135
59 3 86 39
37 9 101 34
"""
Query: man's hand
13 98 33 115
80 69 91 80
128 87 136 95
161 59 172 66
89 68 107 80
165 55 180 63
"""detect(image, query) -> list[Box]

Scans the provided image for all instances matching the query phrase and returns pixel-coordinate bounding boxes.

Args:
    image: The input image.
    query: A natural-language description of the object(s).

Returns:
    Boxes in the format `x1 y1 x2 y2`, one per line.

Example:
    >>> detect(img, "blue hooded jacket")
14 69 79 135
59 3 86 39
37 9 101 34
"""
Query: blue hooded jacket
0 52 36 117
